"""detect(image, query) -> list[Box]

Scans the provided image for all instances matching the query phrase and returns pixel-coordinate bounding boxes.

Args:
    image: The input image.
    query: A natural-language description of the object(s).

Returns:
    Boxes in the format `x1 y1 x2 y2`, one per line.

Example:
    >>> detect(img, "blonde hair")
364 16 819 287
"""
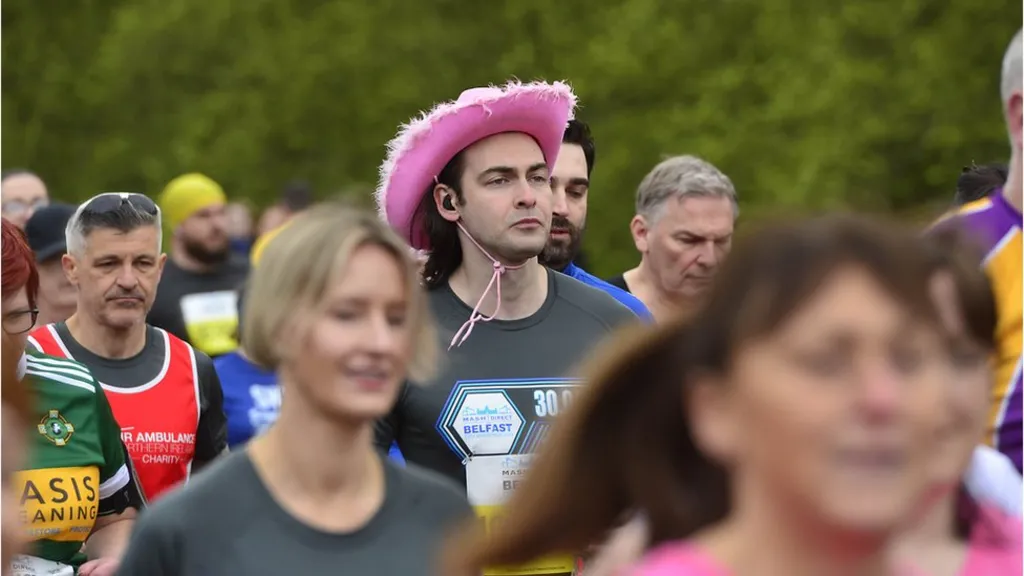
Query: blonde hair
242 202 438 382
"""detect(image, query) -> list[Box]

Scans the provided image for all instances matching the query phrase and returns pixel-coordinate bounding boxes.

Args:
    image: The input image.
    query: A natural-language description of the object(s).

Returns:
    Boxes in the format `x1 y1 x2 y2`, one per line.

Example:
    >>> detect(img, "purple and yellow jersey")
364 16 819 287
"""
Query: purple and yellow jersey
934 191 1023 472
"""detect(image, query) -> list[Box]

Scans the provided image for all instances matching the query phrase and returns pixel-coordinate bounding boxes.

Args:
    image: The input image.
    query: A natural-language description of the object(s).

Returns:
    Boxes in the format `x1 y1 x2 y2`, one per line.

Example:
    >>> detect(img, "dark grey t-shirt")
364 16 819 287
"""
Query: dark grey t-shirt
375 269 637 486
116 450 473 576
148 256 249 357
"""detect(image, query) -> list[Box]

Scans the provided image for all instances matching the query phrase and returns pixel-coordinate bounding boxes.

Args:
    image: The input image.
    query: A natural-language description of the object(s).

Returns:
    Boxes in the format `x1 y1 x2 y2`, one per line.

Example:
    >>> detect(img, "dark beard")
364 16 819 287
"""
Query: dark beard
539 215 583 271
183 236 230 266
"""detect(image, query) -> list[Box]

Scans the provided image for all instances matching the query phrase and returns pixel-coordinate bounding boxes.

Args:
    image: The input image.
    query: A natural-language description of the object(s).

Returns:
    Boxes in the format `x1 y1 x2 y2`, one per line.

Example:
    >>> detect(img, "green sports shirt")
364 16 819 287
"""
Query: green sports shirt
15 351 133 569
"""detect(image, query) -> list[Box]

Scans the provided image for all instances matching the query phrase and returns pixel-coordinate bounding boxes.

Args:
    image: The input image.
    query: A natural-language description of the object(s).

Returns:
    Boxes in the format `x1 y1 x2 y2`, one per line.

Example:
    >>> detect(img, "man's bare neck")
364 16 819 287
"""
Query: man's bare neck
65 313 147 359
449 260 548 321
1003 161 1023 214
624 265 686 321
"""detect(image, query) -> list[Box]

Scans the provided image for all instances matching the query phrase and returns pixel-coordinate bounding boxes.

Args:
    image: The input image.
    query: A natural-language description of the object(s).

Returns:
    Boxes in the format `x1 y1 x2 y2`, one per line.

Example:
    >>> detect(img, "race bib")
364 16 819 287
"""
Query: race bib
467 455 575 575
180 291 238 356
15 466 99 543
9 556 73 576
437 379 580 576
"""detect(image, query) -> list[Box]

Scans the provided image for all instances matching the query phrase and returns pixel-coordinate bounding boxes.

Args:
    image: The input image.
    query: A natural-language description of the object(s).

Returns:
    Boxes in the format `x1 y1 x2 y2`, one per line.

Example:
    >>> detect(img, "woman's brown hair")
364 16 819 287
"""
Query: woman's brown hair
925 226 997 349
443 214 953 573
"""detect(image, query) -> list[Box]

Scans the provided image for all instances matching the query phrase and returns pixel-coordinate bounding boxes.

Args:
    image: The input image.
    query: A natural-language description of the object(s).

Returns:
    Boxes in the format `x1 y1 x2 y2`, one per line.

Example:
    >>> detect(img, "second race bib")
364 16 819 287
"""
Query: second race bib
10 555 74 576
437 378 581 576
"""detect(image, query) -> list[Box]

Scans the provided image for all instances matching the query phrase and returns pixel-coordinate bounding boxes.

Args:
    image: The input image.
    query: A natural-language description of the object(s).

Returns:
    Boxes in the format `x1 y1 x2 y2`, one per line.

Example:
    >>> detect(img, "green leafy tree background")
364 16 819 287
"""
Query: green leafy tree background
3 0 1020 276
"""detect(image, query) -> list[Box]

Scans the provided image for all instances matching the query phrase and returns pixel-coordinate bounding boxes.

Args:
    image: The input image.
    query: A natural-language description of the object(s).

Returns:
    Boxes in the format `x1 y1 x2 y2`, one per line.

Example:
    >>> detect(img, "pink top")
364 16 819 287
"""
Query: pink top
959 505 1022 576
624 543 727 576
625 544 925 576
625 507 1022 576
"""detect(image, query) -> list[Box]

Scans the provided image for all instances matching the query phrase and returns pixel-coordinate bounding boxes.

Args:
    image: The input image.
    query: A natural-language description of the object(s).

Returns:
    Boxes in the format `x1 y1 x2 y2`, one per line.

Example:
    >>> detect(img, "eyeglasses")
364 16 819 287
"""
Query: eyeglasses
1 198 48 216
2 308 39 335
81 193 159 216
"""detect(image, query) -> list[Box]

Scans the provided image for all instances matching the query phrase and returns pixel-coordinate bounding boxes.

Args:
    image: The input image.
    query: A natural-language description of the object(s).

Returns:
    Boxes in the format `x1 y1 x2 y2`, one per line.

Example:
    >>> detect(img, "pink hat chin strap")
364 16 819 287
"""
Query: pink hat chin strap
448 221 526 349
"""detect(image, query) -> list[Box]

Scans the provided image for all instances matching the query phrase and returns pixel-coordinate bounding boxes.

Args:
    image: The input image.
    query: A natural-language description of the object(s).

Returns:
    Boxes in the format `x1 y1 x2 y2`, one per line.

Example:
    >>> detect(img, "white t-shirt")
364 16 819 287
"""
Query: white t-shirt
964 444 1022 516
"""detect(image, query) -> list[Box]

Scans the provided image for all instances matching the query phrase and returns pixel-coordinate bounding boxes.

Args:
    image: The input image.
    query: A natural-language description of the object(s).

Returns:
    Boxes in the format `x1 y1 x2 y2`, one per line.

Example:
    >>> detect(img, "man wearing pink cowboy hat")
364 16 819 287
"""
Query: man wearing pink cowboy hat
375 80 636 576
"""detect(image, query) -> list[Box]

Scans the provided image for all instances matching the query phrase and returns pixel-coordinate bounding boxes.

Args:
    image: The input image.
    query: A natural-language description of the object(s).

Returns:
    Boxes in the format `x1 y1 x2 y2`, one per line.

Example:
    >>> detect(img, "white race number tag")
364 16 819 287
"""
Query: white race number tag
10 555 74 576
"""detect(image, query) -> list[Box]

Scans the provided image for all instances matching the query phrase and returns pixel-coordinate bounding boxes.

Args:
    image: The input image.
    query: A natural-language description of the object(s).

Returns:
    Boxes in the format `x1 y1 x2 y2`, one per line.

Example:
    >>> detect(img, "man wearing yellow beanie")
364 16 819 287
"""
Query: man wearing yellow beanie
148 173 250 358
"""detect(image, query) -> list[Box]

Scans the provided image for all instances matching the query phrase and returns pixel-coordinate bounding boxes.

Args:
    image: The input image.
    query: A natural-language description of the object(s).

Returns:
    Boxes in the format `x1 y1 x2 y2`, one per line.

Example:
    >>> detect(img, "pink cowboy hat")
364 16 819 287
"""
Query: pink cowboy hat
376 80 578 250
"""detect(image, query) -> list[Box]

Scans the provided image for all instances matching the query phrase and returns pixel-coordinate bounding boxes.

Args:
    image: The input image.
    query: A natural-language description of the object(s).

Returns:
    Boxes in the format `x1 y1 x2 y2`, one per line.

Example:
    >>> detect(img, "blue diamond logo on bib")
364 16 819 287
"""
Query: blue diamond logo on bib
451 391 523 455
37 409 75 447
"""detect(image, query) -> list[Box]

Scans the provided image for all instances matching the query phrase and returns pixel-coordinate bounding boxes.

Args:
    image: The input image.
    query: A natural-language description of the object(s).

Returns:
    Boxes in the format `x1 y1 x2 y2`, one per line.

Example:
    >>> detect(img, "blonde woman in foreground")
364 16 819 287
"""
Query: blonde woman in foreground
117 203 473 576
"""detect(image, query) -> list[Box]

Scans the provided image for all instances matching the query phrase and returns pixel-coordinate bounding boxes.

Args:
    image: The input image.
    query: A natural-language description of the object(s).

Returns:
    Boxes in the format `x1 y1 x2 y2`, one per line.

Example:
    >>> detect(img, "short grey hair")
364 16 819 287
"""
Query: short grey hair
1001 29 1023 104
635 155 738 221
66 193 163 256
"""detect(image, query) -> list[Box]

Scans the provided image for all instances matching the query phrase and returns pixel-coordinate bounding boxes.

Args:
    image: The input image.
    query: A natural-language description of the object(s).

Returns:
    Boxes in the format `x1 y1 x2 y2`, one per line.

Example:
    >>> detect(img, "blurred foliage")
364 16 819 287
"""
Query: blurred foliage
2 0 1020 276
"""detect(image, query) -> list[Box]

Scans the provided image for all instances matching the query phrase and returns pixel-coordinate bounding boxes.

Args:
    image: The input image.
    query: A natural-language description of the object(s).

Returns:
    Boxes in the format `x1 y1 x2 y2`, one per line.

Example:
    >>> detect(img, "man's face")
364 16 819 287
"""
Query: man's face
1007 89 1023 154
451 132 553 264
1 175 49 229
634 195 734 299
63 226 166 330
541 143 589 271
37 257 77 319
179 203 230 265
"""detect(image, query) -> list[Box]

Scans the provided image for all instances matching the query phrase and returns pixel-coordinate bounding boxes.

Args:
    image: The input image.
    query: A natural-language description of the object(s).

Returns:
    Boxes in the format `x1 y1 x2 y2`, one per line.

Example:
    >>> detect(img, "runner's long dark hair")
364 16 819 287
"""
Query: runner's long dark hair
417 152 466 289
443 214 954 573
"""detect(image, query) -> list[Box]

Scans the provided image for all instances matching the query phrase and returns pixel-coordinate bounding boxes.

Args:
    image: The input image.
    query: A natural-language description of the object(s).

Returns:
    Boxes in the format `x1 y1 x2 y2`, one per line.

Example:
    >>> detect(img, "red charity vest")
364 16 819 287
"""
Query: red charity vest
29 324 200 502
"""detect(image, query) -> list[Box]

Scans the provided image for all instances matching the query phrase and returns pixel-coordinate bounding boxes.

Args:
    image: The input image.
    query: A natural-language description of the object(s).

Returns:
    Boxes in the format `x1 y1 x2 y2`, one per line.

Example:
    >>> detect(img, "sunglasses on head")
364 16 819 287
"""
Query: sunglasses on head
82 193 158 216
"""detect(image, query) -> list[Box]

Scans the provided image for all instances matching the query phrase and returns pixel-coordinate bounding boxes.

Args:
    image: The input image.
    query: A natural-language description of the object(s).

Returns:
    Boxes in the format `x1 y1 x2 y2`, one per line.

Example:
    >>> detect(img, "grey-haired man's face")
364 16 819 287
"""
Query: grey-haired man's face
63 225 166 329
635 195 734 299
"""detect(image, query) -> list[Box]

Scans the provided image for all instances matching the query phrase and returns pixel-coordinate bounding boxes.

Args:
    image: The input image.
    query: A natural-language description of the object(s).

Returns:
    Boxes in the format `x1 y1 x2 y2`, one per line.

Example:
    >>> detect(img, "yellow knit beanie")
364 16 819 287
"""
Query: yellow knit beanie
158 173 227 229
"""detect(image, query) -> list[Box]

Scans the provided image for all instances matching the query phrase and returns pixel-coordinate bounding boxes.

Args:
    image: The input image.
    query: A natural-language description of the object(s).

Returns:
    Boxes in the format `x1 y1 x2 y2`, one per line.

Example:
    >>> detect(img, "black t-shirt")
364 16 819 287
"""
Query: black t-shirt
48 323 228 468
116 451 473 576
148 256 250 358
605 274 631 293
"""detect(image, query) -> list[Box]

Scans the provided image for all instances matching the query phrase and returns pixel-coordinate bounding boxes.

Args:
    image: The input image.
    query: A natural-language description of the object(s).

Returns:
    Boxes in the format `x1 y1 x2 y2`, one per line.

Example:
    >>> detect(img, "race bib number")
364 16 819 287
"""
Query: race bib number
15 466 99 543
10 555 73 576
437 379 580 575
180 291 239 356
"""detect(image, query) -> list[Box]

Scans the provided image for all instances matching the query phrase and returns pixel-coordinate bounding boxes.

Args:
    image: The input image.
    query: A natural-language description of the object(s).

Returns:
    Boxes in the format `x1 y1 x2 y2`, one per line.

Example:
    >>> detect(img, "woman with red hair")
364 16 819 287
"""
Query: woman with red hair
2 330 31 575
2 218 143 576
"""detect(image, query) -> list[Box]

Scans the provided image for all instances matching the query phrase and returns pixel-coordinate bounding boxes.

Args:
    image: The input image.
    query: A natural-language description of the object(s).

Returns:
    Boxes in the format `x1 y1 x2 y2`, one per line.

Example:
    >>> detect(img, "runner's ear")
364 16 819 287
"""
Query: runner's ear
433 185 460 223
61 254 79 287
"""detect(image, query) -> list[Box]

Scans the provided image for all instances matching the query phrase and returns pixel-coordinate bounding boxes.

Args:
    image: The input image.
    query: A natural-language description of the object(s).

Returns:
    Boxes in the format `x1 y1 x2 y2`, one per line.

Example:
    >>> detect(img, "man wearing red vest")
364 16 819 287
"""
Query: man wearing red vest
29 192 228 502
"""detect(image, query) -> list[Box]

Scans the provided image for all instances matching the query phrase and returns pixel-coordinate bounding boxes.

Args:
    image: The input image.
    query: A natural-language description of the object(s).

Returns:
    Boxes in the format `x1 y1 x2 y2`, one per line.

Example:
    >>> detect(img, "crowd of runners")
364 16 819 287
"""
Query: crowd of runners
0 26 1021 576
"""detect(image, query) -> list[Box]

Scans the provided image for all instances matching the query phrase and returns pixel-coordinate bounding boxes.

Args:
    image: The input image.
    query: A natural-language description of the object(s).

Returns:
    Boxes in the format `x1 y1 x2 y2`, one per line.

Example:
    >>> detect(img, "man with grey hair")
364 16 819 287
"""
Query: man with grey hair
931 29 1023 472
608 155 738 321
29 192 228 500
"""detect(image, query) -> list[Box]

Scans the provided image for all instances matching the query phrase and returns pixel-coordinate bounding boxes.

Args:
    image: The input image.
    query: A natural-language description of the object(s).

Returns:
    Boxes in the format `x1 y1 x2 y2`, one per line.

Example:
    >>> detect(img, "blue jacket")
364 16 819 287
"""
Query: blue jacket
562 262 653 322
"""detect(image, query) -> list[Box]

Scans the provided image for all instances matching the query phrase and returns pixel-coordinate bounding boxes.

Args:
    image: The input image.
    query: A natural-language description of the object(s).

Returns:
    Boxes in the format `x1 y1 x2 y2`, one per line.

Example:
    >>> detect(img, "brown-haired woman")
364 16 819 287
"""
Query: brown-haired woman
445 214 958 576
